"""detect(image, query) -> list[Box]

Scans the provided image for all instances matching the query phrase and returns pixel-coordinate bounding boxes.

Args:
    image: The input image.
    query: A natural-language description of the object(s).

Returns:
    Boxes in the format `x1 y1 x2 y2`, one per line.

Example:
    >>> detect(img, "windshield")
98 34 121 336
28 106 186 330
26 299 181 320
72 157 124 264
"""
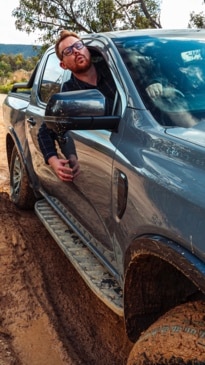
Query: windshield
115 36 205 128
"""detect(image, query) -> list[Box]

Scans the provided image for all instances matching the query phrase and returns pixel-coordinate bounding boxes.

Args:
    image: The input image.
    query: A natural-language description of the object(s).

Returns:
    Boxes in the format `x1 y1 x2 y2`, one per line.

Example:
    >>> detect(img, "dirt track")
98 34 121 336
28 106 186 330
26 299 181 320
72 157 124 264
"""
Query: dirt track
0 94 132 365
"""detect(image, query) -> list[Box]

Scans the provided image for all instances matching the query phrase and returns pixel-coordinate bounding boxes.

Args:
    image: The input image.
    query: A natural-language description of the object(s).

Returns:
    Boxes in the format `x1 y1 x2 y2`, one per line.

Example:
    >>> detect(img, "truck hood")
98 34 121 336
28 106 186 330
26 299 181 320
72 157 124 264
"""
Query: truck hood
166 121 205 148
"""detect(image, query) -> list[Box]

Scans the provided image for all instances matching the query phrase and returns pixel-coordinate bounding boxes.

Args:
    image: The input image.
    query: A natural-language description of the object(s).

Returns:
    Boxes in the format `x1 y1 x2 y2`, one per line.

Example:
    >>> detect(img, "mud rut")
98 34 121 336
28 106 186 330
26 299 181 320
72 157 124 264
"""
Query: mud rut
0 94 132 365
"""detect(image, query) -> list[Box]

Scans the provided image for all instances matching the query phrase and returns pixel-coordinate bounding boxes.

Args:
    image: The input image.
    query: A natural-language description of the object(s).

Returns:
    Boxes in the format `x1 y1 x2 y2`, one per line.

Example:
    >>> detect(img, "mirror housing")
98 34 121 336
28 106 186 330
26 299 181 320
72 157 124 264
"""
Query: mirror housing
45 89 120 134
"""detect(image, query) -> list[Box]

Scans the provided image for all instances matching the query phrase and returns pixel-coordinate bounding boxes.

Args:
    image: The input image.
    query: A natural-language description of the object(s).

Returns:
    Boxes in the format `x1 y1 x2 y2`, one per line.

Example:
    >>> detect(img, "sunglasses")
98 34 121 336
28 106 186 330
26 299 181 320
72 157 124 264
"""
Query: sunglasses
62 40 84 58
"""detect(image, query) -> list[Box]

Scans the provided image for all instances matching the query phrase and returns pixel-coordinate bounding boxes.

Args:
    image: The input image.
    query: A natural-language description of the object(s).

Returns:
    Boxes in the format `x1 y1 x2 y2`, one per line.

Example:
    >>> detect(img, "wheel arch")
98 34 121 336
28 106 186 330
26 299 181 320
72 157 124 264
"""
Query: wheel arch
6 128 28 171
6 128 39 191
124 235 205 342
6 131 15 170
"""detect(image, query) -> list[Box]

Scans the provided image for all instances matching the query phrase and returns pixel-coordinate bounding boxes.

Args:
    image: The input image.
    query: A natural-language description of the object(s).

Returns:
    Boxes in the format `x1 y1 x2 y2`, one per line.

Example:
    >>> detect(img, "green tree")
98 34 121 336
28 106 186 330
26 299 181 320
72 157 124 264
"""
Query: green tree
0 60 12 77
14 54 24 68
188 11 205 28
121 0 161 29
12 0 161 46
0 53 38 77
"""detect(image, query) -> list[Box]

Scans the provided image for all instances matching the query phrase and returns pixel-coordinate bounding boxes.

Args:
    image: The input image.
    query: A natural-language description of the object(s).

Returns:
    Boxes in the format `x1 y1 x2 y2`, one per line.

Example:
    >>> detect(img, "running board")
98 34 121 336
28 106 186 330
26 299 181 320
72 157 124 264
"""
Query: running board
35 199 123 316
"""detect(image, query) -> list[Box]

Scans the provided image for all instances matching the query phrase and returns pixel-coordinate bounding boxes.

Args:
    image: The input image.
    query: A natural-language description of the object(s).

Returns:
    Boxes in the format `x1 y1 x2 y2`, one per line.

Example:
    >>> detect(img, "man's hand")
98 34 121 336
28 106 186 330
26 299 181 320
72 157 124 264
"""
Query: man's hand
48 155 80 182
146 83 184 100
146 83 163 99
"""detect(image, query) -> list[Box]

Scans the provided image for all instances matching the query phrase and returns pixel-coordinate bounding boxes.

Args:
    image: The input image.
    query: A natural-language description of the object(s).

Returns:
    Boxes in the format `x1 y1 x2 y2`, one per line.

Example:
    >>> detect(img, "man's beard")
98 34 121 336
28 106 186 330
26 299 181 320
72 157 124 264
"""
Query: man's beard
72 55 92 74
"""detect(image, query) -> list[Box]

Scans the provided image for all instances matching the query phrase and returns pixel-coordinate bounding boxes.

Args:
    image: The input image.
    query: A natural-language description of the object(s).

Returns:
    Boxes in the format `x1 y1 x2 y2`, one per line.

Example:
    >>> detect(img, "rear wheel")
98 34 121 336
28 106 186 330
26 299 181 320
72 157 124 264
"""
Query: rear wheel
10 146 36 209
127 300 205 365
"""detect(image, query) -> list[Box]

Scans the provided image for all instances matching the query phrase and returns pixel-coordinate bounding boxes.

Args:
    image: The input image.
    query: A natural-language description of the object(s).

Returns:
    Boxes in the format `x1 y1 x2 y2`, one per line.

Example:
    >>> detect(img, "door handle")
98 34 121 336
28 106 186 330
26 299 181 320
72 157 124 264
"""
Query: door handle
117 171 128 219
27 117 36 126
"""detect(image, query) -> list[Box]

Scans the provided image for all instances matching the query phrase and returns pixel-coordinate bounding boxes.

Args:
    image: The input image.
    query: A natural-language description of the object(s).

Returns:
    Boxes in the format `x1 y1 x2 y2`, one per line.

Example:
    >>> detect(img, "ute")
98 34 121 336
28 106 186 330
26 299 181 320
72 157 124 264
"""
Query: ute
3 29 205 363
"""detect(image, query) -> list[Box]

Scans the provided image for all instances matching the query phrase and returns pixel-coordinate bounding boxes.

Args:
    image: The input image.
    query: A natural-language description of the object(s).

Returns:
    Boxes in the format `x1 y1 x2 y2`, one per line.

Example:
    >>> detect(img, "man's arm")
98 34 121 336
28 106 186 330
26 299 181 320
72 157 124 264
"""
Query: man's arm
38 122 58 164
38 122 80 181
37 77 82 180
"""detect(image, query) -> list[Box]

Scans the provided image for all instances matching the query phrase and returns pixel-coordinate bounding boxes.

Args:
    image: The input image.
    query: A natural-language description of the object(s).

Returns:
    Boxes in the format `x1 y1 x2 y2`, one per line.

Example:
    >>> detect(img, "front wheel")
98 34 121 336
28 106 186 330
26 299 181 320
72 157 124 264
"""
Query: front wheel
127 300 205 365
10 146 36 209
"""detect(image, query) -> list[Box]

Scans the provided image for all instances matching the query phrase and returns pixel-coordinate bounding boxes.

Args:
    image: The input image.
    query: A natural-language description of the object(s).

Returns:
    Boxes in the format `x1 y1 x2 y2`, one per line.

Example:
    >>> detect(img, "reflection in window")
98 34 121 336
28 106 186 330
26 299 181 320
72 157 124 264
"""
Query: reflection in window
115 37 205 128
39 52 63 103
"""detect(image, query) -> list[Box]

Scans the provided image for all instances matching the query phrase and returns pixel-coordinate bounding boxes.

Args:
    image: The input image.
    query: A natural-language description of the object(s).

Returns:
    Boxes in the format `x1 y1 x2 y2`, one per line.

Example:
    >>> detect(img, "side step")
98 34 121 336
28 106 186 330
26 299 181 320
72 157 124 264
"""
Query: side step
35 199 123 316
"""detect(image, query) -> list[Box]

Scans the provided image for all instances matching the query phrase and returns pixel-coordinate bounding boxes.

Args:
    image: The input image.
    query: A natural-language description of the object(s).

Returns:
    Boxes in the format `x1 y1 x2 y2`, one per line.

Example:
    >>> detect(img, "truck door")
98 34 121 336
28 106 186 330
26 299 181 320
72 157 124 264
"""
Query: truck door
25 48 121 272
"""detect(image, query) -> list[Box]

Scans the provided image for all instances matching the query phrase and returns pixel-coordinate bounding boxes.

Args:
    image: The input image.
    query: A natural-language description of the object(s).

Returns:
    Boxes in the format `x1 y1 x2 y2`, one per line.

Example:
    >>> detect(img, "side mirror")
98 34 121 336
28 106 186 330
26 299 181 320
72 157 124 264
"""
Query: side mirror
44 89 120 134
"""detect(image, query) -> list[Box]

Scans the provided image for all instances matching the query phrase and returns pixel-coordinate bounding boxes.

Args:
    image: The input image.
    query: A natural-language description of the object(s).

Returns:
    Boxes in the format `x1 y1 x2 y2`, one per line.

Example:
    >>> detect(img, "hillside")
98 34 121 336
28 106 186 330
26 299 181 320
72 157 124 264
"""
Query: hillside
0 44 41 58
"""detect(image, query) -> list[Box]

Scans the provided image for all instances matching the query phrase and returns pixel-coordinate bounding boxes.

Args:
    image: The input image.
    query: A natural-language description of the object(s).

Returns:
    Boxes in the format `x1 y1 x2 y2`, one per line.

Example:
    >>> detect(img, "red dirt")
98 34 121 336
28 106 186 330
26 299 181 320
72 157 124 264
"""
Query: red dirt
0 94 132 365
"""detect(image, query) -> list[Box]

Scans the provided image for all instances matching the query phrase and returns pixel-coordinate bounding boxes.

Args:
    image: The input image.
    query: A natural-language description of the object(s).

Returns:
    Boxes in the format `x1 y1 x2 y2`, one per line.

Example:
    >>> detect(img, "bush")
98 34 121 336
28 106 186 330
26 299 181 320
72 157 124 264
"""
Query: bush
0 83 13 94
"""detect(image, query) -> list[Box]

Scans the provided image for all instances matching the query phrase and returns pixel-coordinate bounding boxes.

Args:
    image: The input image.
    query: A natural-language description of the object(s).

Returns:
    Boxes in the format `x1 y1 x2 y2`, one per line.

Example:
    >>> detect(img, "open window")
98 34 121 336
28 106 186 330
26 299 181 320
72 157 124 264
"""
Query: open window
60 45 121 117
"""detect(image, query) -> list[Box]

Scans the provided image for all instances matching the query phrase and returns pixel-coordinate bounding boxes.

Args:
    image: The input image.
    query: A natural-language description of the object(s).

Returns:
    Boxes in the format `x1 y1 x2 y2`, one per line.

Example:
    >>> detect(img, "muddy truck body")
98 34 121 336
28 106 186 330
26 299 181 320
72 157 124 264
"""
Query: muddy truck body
3 29 205 363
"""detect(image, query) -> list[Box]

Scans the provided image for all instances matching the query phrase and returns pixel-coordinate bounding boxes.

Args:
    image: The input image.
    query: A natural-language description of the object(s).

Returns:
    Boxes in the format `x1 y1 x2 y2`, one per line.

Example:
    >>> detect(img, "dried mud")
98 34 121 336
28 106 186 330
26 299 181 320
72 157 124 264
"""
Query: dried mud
0 94 132 365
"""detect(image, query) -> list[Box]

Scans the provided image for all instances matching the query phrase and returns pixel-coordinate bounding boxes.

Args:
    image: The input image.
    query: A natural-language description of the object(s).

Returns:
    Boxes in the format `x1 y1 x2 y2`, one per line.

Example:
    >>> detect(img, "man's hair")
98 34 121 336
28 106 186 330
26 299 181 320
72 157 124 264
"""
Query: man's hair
55 30 80 60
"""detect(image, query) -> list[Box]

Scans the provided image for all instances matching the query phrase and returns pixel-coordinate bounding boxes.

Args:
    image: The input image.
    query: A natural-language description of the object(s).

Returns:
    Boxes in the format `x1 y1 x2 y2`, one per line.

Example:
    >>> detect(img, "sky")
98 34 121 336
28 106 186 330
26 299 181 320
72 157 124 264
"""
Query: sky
0 0 205 45
161 0 204 28
0 0 40 45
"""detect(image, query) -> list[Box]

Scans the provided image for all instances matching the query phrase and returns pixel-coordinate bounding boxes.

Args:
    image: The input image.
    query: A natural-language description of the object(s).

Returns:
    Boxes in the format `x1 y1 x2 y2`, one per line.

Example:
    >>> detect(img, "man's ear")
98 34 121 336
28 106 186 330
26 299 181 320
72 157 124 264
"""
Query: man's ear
60 61 67 69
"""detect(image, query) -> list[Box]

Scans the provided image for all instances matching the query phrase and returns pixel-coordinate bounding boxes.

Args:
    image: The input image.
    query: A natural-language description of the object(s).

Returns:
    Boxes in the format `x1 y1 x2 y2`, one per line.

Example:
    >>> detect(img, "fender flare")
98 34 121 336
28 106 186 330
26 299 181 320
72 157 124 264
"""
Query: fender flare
6 127 39 191
124 235 205 342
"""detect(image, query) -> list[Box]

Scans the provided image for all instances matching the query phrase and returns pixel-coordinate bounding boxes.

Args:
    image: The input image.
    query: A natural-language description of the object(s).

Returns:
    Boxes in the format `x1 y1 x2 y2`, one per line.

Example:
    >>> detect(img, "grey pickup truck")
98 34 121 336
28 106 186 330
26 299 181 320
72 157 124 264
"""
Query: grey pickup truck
3 28 205 364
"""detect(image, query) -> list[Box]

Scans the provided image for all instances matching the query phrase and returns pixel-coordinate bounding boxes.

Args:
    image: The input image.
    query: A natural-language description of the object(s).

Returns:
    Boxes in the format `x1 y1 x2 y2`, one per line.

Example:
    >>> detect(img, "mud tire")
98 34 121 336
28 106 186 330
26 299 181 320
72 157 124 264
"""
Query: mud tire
10 145 36 209
127 300 205 365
